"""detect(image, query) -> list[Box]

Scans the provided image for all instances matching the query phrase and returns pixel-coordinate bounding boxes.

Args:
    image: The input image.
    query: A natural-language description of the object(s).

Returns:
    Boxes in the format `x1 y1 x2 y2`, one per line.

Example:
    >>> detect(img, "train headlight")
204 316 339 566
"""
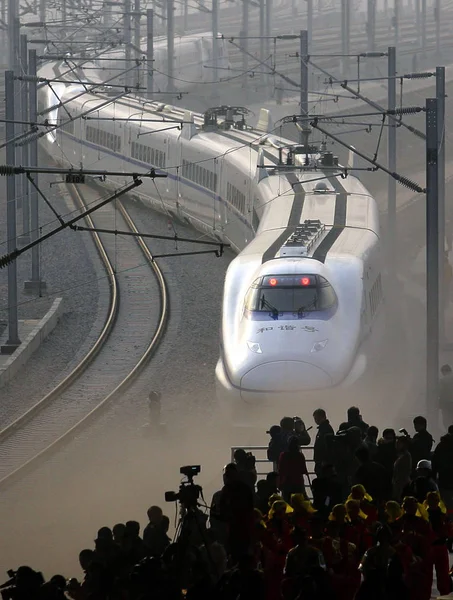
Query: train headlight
247 341 262 354
311 339 328 353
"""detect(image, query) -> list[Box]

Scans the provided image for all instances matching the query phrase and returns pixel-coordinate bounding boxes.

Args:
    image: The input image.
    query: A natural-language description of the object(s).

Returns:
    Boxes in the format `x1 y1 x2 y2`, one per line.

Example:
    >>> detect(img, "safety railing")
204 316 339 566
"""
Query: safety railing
230 445 315 497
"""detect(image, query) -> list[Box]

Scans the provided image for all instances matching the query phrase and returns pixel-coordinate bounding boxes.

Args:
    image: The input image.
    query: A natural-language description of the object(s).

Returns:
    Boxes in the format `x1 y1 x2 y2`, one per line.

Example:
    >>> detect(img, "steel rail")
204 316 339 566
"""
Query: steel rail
0 186 169 491
0 188 119 447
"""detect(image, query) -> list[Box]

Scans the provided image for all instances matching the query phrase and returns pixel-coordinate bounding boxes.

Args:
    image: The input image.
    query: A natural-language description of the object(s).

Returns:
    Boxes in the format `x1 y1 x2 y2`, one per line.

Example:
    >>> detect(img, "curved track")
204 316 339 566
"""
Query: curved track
0 184 168 490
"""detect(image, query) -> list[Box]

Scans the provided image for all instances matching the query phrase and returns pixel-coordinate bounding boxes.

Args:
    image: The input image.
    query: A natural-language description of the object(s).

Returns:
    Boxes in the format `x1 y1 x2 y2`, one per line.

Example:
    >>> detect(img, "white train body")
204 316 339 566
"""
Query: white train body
37 61 384 409
93 33 230 91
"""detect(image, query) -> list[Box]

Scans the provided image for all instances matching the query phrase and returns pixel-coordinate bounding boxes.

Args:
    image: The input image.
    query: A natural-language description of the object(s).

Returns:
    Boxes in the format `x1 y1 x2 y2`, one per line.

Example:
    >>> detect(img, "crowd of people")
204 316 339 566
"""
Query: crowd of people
3 407 453 600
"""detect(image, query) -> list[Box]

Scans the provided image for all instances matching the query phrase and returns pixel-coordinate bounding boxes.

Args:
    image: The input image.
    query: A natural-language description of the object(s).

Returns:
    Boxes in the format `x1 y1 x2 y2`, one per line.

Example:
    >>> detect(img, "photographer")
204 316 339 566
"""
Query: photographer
233 449 257 491
0 567 44 600
280 417 311 450
293 417 311 447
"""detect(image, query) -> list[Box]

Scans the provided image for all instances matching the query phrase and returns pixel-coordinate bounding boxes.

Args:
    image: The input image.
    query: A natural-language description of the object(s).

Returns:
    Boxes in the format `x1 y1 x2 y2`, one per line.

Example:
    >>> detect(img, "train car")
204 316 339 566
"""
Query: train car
37 62 384 419
92 32 230 92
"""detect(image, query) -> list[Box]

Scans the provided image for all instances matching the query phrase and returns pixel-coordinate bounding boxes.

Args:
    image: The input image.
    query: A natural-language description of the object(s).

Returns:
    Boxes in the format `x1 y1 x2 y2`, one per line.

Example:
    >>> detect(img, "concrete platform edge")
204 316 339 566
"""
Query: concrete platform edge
0 298 64 389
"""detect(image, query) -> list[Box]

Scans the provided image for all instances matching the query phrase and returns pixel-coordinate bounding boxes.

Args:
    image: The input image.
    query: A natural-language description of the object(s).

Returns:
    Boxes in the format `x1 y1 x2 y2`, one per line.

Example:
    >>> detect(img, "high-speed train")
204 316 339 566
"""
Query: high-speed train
37 61 383 415
92 33 230 92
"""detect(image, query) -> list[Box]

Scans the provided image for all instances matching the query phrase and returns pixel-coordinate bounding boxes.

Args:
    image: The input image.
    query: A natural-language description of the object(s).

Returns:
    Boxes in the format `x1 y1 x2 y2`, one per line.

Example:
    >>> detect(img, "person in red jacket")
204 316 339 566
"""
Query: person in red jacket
289 493 316 535
278 437 308 503
344 499 372 557
325 520 360 600
398 496 433 600
264 500 294 600
425 491 453 596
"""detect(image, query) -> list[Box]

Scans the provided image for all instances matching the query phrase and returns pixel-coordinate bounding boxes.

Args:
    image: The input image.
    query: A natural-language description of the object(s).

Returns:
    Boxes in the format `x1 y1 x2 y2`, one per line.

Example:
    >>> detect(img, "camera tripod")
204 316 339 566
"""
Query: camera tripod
171 502 216 590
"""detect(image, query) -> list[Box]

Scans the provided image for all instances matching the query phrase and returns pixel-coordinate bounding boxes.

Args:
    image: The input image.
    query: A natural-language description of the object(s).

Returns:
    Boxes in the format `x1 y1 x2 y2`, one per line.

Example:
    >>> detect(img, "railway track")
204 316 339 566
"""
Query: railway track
0 183 168 490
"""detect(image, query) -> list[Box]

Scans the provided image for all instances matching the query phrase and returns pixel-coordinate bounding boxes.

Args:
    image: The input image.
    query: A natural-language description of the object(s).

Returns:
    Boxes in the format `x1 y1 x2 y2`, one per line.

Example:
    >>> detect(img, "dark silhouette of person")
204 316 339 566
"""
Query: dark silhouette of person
354 446 392 503
278 437 308 502
364 426 379 458
375 428 397 476
345 406 369 437
233 448 257 490
218 463 255 563
143 506 171 557
406 459 438 503
409 416 434 473
432 424 453 513
313 408 334 476
311 463 343 519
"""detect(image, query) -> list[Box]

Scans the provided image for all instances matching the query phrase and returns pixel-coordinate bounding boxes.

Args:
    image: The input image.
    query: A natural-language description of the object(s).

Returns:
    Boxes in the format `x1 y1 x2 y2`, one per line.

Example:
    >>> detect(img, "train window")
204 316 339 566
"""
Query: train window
245 274 337 316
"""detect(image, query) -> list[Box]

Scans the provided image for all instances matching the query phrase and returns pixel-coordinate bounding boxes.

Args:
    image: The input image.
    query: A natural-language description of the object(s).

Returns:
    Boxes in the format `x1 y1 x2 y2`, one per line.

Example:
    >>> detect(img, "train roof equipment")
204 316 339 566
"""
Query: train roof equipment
279 220 326 258
202 106 252 131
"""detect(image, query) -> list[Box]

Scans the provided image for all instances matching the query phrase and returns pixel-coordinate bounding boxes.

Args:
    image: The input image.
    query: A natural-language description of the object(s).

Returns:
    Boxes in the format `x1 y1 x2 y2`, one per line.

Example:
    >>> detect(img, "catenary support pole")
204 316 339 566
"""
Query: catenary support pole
259 0 265 84
415 0 420 45
62 0 67 28
167 0 174 93
124 0 132 88
265 0 271 89
25 49 44 293
212 0 219 99
7 0 17 71
435 0 440 56
367 0 376 52
241 0 249 90
437 67 446 344
134 0 141 86
39 0 45 22
426 97 439 427
394 0 399 48
300 30 308 146
146 8 153 99
20 34 30 244
388 46 396 265
2 70 20 353
184 0 188 31
341 0 350 77
421 0 426 53
307 0 313 52
14 17 22 209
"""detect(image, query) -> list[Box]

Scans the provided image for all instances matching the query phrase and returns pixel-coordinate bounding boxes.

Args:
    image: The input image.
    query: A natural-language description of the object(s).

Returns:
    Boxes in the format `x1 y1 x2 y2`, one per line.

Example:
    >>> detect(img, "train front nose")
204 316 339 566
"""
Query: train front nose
240 360 332 393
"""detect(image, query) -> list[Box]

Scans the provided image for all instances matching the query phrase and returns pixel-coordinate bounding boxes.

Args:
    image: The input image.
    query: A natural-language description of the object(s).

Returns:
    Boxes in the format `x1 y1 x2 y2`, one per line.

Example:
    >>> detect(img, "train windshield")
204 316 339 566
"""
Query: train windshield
245 274 337 317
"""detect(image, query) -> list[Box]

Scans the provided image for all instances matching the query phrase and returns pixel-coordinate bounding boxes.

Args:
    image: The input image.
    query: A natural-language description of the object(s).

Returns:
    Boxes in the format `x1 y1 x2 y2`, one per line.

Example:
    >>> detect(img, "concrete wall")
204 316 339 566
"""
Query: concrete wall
0 298 64 388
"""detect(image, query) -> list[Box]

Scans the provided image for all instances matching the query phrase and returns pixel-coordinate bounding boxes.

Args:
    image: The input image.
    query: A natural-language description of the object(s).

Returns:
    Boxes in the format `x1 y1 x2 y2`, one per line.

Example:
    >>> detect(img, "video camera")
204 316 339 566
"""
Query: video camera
0 568 44 600
164 465 203 509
